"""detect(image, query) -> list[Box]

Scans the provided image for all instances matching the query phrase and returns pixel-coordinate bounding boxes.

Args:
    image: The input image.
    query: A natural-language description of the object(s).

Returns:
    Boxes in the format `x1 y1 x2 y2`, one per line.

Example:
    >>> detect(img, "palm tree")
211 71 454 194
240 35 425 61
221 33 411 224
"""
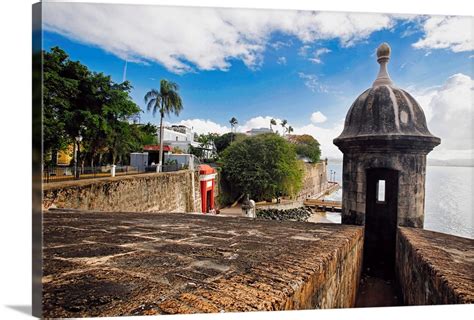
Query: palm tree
144 79 183 172
229 117 238 131
288 125 294 134
280 119 288 135
270 118 277 132
229 117 238 142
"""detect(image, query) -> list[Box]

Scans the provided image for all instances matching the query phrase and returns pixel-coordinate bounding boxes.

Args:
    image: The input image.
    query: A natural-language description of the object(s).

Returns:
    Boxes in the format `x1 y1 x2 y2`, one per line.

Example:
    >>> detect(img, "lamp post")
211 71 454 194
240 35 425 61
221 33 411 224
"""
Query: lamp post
74 134 83 179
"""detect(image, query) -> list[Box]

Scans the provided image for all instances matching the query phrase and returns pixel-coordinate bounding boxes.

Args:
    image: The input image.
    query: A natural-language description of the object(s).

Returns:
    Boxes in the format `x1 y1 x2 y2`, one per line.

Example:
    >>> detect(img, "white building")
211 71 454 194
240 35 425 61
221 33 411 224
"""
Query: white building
157 125 200 153
157 125 216 158
159 125 194 142
246 127 273 136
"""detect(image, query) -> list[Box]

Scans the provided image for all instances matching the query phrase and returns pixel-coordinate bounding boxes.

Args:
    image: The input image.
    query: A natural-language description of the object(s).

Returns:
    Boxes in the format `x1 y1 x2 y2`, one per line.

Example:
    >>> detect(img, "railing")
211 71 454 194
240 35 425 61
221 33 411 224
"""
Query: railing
43 165 145 183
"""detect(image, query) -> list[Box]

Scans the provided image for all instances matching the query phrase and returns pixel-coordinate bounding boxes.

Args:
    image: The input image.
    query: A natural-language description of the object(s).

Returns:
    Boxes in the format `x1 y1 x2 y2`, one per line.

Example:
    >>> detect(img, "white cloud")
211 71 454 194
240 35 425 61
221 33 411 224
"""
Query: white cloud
413 73 474 160
277 56 287 65
270 40 292 50
308 48 331 64
175 119 230 135
413 16 474 53
310 111 328 123
43 3 395 73
237 116 283 133
298 72 328 93
298 45 311 57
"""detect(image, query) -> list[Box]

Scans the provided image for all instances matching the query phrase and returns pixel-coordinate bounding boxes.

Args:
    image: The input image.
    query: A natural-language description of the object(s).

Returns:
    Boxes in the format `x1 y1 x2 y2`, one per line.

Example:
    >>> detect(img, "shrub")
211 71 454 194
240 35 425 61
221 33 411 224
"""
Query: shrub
220 133 303 202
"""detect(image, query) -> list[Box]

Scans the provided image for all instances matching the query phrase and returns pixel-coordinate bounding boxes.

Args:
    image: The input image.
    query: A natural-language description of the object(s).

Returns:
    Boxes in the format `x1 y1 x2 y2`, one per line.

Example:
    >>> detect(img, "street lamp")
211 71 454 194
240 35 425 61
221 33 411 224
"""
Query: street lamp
74 134 83 179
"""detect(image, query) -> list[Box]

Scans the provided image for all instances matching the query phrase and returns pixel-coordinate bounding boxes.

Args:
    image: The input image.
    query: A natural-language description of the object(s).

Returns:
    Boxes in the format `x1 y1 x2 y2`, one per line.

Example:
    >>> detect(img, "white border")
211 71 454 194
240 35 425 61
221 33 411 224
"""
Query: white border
40 0 474 16
0 0 472 319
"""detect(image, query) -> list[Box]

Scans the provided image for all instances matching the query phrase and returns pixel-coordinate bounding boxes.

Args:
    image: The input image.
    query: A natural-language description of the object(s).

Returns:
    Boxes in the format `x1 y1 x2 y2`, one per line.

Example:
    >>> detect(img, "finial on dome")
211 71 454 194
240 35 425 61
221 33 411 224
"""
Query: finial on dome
373 42 393 87
377 42 391 62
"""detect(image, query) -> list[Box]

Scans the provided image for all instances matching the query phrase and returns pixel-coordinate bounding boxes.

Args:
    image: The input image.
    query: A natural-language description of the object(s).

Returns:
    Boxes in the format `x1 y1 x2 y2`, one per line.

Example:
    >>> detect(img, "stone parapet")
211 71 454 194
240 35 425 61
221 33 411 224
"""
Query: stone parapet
396 227 474 305
42 211 363 317
43 170 201 213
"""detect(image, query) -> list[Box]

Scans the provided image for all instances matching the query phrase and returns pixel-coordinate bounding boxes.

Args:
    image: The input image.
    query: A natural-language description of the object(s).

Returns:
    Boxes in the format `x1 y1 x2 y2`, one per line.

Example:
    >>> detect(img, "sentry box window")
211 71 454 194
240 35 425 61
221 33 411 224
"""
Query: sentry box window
377 180 386 203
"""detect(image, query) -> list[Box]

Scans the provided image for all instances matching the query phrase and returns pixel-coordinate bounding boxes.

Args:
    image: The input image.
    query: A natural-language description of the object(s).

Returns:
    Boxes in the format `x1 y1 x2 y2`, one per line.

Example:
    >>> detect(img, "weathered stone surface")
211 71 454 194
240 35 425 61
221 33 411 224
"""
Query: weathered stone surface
334 85 438 141
297 162 328 200
340 151 428 228
42 210 363 318
396 227 474 305
43 171 201 213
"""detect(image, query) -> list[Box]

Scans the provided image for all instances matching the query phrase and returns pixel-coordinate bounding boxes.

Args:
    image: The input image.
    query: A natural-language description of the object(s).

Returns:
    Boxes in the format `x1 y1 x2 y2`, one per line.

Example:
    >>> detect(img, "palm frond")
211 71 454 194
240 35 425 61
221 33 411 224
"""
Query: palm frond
144 89 159 103
146 98 157 114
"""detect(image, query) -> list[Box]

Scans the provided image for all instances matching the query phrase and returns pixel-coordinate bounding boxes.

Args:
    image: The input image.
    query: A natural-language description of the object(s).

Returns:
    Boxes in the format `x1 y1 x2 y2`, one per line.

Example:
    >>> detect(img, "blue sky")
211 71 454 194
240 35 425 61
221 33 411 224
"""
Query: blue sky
41 3 473 159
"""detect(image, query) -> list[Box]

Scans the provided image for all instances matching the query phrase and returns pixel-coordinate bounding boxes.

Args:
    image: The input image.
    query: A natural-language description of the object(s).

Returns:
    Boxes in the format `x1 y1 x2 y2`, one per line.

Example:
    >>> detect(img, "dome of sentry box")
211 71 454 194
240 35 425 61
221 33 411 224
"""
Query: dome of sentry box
334 43 440 152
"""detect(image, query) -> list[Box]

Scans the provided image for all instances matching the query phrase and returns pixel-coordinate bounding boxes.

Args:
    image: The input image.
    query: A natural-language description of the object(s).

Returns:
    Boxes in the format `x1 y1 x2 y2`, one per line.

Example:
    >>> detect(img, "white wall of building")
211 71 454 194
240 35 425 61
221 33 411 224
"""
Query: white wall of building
158 125 194 142
157 125 200 153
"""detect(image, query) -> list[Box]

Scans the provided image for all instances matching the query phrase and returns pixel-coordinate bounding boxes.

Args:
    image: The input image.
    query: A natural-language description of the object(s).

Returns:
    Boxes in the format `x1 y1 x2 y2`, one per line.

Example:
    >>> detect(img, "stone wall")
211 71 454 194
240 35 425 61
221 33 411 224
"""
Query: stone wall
297 161 328 200
42 210 364 317
43 170 202 213
396 227 474 305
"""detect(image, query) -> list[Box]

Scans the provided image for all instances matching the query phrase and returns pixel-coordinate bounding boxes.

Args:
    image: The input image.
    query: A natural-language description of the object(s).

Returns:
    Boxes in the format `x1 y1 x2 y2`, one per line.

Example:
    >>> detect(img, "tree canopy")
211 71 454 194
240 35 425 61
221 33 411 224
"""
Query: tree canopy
213 132 246 154
288 134 321 163
43 46 154 166
220 133 303 202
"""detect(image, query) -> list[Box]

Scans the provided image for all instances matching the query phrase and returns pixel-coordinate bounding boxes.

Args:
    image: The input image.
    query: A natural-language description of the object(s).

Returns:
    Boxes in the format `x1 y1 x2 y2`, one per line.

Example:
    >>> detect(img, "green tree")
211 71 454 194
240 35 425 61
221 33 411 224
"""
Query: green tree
144 80 183 171
289 134 321 163
229 117 238 130
197 133 219 147
221 133 303 202
189 145 203 158
229 117 238 143
111 122 158 164
108 121 130 164
214 132 246 154
43 47 140 167
270 118 277 132
280 119 288 135
135 123 158 146
43 47 82 163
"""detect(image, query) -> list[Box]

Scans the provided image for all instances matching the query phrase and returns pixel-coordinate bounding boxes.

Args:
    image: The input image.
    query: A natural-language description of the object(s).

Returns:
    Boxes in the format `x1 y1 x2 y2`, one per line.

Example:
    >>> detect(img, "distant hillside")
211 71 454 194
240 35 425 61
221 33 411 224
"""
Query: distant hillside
427 158 474 167
326 157 473 167
326 157 342 164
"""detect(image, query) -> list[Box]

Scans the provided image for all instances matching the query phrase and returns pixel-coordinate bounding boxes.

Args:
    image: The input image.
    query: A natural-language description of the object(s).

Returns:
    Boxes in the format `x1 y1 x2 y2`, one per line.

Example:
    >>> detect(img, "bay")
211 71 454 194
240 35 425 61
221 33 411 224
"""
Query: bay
324 162 473 239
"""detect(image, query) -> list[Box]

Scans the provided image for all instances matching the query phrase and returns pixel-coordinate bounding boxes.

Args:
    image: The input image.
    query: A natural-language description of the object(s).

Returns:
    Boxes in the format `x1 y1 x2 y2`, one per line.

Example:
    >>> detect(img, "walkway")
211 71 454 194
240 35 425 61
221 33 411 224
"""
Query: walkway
42 210 363 317
355 273 401 307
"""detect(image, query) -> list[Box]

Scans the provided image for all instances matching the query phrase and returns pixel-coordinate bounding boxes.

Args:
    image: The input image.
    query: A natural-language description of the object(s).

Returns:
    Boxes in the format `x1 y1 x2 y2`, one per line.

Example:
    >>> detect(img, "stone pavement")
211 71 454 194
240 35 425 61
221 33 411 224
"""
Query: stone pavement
42 209 363 318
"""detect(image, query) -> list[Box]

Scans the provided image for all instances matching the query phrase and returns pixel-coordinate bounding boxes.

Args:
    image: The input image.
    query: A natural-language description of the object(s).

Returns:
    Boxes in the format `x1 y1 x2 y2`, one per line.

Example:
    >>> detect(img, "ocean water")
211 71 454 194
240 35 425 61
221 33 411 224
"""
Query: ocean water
325 162 473 239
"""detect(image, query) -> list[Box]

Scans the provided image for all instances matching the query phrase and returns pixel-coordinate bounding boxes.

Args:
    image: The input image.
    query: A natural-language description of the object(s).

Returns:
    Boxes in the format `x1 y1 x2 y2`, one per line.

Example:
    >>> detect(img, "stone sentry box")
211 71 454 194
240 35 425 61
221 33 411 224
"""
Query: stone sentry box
334 43 440 278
